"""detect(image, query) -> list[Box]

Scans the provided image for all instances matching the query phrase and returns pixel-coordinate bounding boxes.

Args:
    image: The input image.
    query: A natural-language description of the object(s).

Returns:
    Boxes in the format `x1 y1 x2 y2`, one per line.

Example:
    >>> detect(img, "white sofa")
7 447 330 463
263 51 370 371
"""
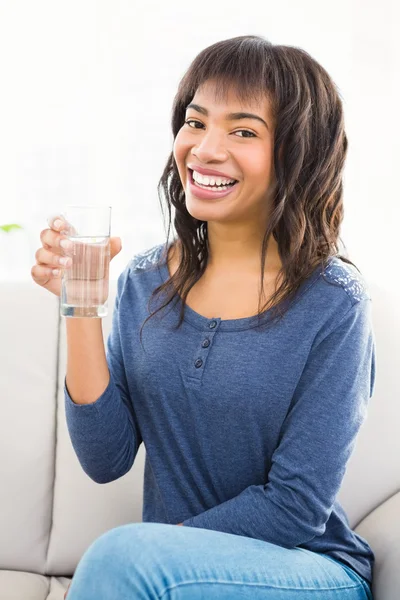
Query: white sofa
0 278 399 600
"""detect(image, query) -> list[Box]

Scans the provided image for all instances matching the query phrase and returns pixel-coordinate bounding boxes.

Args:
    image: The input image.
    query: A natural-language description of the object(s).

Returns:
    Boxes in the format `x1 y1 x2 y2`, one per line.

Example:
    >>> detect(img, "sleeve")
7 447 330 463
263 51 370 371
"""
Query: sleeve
182 298 376 547
64 261 143 484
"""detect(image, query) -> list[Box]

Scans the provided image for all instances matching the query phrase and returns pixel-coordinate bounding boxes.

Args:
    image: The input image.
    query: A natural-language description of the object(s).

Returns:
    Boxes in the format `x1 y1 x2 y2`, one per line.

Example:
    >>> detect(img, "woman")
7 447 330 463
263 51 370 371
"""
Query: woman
32 35 375 599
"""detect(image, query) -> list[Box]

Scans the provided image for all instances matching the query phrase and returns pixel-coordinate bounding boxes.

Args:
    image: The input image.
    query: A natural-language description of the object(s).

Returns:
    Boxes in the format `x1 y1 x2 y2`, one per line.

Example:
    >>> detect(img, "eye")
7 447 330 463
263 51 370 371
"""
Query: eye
184 119 257 138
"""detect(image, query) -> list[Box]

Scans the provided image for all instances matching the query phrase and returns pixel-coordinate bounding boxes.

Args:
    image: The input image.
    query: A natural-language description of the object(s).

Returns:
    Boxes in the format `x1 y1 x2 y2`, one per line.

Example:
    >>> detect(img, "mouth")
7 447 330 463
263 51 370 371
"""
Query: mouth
187 168 239 190
186 168 240 200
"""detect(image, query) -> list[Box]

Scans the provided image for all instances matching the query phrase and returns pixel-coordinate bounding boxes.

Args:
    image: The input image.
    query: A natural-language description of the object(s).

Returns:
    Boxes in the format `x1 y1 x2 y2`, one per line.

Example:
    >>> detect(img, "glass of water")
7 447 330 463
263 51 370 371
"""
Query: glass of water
59 205 112 318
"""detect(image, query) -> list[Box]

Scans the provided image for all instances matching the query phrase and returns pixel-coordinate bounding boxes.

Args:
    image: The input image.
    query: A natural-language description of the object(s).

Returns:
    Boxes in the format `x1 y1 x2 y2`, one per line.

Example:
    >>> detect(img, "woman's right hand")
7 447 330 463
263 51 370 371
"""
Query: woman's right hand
31 215 122 297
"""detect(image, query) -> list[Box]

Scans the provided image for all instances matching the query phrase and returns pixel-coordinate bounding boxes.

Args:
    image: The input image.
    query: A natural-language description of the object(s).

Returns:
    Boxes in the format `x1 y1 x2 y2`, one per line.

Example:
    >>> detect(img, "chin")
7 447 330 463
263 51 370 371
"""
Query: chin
185 199 222 222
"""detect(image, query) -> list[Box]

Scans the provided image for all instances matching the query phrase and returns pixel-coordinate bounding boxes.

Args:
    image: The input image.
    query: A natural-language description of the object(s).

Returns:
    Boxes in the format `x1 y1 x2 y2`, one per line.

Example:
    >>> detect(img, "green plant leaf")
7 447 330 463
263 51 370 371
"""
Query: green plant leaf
0 224 23 233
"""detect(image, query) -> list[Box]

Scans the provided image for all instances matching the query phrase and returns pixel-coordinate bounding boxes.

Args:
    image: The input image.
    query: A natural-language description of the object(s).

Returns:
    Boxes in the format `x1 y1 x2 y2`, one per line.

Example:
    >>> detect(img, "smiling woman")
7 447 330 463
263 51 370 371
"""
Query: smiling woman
139 35 357 341
61 35 375 600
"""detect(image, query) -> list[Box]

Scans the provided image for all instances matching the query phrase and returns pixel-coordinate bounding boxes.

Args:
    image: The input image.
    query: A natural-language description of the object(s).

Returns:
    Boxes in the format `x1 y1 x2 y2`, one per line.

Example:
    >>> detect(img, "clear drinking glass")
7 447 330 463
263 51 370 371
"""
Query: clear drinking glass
59 205 112 318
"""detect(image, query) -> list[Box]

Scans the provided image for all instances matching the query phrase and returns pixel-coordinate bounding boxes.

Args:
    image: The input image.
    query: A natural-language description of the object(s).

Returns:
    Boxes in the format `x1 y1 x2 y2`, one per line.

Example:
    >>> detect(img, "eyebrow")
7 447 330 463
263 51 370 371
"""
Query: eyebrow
186 103 269 130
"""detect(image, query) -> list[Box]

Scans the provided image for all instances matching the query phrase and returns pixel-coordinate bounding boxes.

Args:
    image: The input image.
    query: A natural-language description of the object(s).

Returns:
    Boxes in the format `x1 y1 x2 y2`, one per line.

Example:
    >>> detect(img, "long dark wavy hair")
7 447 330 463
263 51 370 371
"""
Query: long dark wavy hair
139 35 359 343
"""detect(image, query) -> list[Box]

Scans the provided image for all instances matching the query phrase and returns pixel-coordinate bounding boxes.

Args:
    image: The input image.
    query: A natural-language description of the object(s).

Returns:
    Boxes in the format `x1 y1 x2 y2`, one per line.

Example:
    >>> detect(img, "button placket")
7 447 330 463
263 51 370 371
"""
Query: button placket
189 319 220 381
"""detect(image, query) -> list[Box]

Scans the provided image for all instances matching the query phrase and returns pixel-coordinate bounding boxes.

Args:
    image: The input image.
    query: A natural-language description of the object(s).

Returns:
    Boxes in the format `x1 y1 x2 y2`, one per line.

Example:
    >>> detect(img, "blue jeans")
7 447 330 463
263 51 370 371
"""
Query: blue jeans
67 523 373 599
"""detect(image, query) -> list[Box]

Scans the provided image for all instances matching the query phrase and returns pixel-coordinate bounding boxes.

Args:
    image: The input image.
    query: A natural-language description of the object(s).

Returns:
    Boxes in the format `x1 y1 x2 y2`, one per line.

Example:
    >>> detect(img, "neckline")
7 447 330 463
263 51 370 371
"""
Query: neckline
156 241 328 332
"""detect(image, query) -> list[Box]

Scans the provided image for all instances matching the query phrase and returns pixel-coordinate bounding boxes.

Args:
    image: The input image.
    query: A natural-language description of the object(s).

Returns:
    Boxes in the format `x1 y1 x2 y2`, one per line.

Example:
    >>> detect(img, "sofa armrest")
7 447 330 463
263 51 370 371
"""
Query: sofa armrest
355 490 400 600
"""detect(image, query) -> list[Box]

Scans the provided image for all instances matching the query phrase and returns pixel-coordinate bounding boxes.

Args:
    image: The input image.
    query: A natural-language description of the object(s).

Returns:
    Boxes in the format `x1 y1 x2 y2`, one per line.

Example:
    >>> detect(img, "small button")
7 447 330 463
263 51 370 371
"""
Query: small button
209 320 217 329
194 358 203 368
202 338 210 348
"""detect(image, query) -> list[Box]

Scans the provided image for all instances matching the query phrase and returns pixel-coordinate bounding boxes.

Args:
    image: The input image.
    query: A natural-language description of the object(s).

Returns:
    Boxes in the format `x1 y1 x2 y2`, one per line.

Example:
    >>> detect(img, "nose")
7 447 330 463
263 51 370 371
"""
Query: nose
191 129 229 163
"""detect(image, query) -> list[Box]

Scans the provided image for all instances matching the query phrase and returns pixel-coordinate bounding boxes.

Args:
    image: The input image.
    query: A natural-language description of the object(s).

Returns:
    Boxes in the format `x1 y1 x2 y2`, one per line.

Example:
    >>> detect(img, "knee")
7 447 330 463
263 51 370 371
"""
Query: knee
78 522 178 571
81 522 151 565
69 523 181 598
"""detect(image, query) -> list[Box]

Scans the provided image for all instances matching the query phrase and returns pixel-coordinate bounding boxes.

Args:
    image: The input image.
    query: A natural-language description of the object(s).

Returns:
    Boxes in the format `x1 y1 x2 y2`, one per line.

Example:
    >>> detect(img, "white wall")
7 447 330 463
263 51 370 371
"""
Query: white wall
0 0 397 290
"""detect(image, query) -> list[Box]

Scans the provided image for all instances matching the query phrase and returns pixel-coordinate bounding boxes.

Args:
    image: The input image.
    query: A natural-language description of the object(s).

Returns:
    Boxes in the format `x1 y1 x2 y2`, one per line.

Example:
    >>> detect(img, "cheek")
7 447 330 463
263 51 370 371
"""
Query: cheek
173 131 195 185
240 163 269 186
173 129 189 164
249 157 274 185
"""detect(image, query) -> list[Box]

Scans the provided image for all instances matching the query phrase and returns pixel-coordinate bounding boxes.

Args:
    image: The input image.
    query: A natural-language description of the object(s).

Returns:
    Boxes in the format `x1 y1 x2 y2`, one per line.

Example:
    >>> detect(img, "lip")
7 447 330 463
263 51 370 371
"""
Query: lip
187 164 238 181
187 168 239 200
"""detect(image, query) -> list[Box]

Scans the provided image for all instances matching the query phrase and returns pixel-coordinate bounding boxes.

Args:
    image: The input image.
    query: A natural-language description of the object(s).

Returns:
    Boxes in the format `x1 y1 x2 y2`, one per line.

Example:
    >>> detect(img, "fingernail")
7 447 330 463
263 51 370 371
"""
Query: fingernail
60 239 73 250
59 256 71 266
53 219 63 230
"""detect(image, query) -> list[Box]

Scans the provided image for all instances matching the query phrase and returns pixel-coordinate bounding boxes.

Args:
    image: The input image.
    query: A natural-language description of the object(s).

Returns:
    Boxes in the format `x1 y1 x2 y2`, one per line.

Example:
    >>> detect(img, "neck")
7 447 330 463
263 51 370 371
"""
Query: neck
205 222 282 275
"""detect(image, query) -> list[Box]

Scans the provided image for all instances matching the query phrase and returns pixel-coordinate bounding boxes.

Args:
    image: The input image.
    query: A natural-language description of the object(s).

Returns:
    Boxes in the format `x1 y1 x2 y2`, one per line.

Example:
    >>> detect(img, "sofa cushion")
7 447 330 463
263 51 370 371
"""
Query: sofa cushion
0 569 71 600
0 283 59 573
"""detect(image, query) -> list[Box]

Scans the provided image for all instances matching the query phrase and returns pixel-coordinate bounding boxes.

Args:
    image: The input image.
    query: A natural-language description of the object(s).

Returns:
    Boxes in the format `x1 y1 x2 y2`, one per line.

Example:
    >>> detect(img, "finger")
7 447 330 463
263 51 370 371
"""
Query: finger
110 237 122 259
35 247 73 269
40 228 74 255
47 214 63 231
31 263 61 285
47 214 77 236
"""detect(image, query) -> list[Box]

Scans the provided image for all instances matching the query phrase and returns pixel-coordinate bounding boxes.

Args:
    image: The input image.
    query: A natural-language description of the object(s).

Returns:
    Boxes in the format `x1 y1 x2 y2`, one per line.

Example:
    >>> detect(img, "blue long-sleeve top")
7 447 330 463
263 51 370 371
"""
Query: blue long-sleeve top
64 242 376 584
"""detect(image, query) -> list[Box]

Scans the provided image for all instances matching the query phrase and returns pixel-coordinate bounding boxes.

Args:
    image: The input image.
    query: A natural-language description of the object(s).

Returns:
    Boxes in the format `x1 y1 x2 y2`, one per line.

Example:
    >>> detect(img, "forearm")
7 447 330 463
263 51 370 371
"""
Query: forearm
64 312 143 483
65 318 110 405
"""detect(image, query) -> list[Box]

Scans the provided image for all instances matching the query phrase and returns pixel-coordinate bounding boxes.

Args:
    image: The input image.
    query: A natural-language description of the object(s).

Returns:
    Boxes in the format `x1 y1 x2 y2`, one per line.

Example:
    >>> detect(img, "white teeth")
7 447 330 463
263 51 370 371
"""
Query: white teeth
192 170 236 187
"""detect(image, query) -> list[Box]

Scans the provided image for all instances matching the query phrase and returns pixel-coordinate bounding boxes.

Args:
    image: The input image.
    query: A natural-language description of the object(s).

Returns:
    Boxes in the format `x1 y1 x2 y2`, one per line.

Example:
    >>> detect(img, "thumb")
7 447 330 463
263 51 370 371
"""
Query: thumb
110 236 122 260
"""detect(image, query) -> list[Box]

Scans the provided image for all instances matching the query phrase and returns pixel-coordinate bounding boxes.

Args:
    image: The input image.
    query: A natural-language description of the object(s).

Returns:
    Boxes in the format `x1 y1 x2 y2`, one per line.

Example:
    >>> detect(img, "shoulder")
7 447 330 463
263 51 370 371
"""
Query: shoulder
320 256 371 306
308 258 375 357
114 243 167 307
129 243 166 273
115 243 166 295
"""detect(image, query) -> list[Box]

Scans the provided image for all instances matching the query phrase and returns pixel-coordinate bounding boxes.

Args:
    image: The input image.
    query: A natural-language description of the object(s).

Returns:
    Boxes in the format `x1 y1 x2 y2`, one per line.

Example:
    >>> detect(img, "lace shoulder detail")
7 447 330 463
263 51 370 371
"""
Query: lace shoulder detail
131 243 165 272
323 257 370 303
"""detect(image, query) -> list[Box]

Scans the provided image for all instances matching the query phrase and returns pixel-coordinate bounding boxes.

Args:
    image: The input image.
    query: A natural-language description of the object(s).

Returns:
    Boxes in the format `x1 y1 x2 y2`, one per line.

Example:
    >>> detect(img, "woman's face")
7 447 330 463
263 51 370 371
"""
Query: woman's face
173 79 276 225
